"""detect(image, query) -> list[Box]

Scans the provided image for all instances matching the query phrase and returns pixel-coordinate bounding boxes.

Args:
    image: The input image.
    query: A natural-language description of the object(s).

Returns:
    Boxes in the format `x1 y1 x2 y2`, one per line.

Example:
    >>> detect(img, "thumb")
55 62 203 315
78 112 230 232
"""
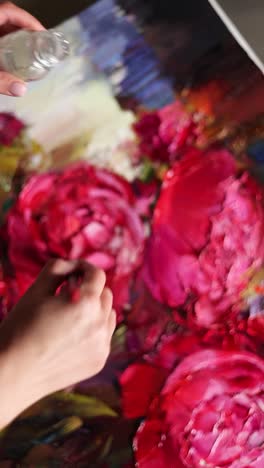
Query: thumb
0 72 27 97
31 259 82 297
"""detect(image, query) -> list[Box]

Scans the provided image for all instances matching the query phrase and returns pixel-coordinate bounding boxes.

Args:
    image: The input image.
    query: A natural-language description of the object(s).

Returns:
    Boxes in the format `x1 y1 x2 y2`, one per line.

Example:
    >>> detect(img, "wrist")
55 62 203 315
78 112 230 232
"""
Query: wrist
0 347 26 427
0 335 42 428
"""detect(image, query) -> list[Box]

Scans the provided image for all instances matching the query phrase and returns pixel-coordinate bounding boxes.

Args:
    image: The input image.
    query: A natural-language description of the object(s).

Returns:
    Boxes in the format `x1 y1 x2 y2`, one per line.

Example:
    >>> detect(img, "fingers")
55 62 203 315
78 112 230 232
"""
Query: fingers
33 259 114 336
108 309 117 336
81 266 106 298
0 71 27 97
0 3 45 97
0 2 45 31
100 288 116 337
32 259 107 300
100 287 113 314
32 259 83 297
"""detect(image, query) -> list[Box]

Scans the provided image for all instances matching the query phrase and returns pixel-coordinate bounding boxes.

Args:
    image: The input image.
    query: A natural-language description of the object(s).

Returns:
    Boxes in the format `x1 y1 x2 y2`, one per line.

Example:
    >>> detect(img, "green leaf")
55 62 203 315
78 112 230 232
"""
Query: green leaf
0 416 82 461
34 416 83 445
140 158 155 182
52 392 118 419
20 391 118 422
107 447 134 468
97 435 113 461
2 197 14 214
111 324 127 354
0 392 118 461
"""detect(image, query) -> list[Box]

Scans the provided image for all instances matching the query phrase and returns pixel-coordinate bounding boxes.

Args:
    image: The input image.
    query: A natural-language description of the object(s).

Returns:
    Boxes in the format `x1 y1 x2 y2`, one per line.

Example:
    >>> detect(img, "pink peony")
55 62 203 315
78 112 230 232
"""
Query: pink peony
144 148 264 327
134 350 264 468
133 102 198 163
121 326 257 421
4 164 145 319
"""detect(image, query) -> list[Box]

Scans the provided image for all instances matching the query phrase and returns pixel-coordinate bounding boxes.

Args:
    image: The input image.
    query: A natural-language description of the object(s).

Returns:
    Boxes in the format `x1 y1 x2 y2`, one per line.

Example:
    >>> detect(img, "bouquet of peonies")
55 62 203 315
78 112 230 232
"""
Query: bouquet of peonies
0 98 264 467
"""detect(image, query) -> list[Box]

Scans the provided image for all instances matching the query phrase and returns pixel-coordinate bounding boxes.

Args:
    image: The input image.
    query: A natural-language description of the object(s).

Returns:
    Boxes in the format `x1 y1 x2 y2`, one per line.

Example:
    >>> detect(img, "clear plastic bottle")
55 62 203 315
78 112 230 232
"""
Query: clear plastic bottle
0 30 70 81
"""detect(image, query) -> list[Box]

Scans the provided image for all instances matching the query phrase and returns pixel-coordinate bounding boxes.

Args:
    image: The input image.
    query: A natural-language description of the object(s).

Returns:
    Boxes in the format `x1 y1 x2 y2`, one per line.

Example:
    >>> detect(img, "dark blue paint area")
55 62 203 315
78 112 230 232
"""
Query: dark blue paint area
79 0 174 108
248 140 264 164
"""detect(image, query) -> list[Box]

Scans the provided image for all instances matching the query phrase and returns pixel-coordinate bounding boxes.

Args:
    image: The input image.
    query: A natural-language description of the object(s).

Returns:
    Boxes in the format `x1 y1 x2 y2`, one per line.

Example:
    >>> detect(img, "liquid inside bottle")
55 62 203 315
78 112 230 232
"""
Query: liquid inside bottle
0 30 70 81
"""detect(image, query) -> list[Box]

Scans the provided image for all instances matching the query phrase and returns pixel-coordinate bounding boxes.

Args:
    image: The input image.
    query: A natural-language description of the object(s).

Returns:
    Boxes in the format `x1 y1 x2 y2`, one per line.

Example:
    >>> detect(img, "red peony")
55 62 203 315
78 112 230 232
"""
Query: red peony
121 363 168 420
0 267 7 320
0 261 17 320
133 102 198 163
0 113 25 146
121 333 203 420
126 271 172 355
144 147 264 327
5 164 145 319
134 350 264 468
121 323 259 419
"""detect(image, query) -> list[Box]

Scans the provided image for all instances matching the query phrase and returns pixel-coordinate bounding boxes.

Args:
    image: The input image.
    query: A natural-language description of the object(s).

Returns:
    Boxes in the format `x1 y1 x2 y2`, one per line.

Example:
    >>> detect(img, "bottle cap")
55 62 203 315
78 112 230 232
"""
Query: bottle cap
35 31 70 68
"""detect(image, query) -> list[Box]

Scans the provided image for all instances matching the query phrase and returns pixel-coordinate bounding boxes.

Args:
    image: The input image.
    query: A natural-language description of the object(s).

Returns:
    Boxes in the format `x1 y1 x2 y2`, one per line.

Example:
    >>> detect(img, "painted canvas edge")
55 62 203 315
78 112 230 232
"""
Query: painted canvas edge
208 0 264 74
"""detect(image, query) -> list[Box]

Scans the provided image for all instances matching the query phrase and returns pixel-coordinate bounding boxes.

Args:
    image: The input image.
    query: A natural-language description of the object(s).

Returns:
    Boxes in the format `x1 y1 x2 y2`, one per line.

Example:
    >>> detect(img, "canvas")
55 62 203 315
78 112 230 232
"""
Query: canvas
0 0 263 466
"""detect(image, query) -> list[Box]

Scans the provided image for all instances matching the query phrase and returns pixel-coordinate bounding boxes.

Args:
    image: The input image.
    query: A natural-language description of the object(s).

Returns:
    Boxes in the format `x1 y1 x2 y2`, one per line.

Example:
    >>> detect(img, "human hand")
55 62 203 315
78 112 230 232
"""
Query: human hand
0 259 116 428
0 2 45 96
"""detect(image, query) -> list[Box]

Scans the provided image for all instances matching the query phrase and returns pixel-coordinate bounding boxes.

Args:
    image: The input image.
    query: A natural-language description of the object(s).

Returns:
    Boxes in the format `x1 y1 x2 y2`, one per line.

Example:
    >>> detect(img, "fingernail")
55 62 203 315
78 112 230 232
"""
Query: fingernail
9 82 27 97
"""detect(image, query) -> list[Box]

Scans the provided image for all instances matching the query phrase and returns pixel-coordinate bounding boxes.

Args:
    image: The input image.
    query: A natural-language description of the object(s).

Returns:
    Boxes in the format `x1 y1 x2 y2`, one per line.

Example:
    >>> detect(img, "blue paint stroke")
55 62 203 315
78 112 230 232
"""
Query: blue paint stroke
79 0 174 109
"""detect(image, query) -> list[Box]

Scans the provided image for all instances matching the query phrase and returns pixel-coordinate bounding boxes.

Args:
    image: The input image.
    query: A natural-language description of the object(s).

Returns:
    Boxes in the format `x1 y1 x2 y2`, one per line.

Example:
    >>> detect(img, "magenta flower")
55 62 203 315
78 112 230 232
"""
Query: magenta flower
4 164 145 319
133 102 198 163
134 350 264 467
144 148 264 327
